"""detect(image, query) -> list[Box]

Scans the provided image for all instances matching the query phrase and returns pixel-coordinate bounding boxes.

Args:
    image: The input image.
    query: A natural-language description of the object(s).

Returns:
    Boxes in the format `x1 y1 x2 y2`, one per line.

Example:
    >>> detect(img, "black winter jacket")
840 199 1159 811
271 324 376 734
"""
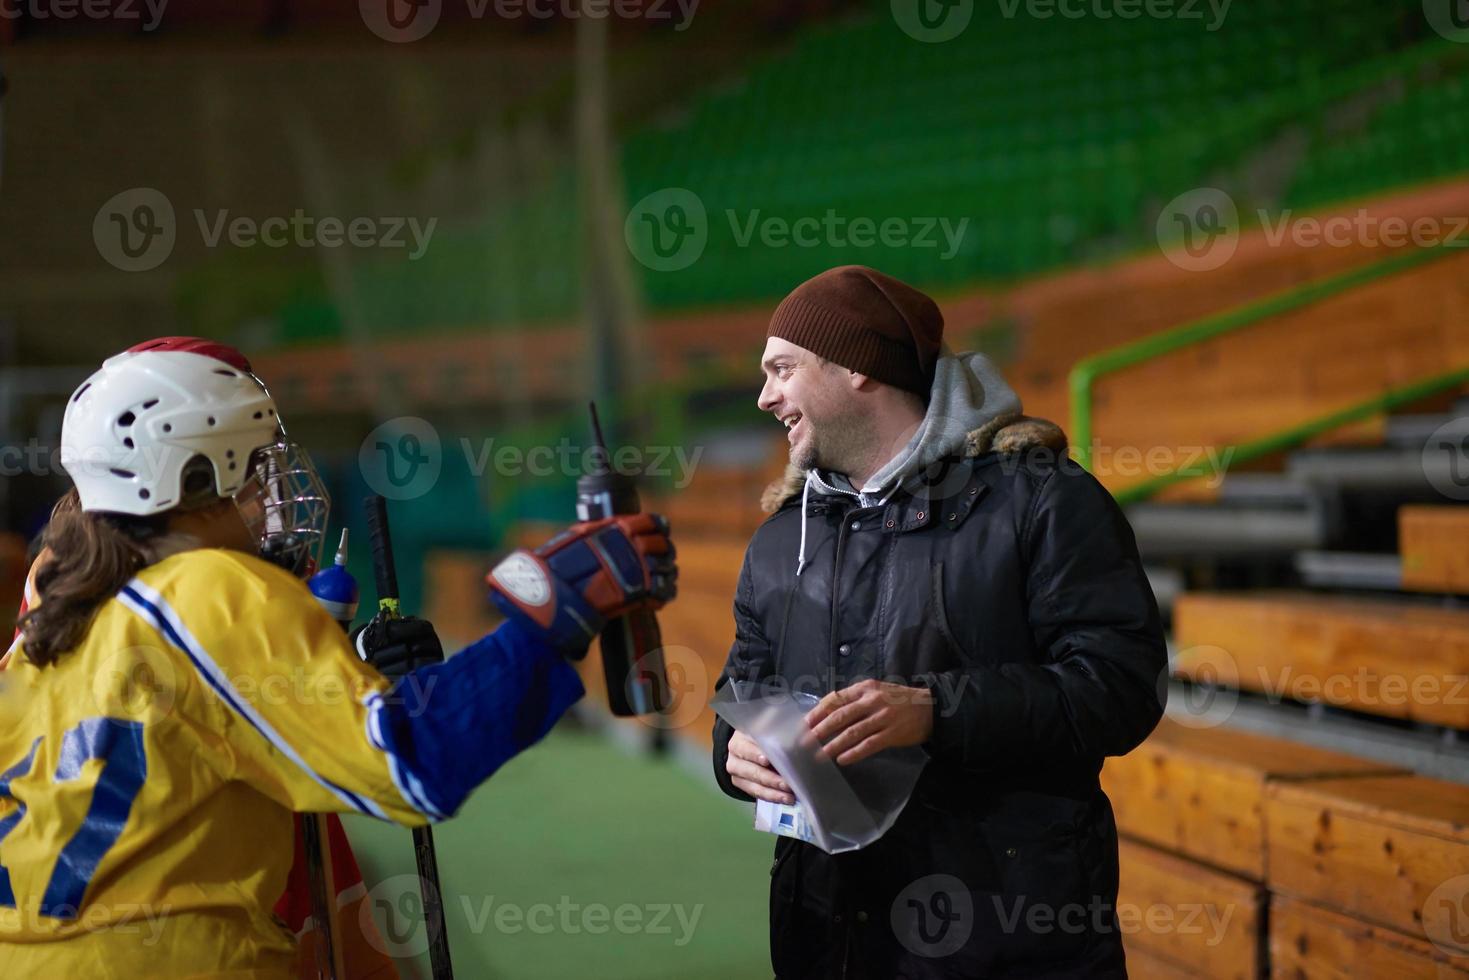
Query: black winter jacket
712 438 1167 979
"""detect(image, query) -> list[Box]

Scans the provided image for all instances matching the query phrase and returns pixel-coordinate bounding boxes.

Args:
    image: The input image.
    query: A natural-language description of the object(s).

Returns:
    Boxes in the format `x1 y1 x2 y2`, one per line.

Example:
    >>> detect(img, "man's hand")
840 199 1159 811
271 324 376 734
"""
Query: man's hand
806 679 935 766
725 730 795 805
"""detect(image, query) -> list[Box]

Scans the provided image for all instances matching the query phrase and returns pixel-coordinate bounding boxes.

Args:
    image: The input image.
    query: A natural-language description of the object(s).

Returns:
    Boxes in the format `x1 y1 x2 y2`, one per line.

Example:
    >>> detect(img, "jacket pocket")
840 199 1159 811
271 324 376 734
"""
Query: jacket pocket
981 793 1092 967
930 563 967 660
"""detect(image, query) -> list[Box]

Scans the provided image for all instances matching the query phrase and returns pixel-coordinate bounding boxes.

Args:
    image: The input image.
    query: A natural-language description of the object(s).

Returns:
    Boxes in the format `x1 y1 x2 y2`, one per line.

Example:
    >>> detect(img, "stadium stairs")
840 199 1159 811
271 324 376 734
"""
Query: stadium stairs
1061 235 1469 974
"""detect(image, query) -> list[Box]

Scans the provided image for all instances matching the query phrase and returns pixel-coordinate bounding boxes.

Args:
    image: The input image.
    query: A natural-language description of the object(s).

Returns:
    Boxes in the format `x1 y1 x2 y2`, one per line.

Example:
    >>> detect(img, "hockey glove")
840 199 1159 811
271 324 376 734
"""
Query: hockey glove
486 513 677 659
354 615 446 681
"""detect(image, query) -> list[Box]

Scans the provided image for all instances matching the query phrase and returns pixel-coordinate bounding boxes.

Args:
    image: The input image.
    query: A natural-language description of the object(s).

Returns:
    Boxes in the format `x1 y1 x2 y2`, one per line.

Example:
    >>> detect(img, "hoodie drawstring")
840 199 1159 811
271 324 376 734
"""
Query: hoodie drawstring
796 471 814 576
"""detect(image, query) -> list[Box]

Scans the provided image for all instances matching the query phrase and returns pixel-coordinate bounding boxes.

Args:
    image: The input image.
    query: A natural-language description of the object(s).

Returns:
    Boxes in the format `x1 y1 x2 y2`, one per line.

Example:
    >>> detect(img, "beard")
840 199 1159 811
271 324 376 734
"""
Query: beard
791 409 870 477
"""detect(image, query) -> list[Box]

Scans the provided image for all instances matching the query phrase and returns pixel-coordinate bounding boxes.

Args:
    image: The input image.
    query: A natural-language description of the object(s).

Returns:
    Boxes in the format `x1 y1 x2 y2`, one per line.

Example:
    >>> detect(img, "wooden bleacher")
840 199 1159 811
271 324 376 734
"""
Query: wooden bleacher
1172 592 1469 728
1265 774 1469 955
1101 719 1404 880
1105 722 1469 978
1117 837 1264 979
1400 505 1469 594
1270 895 1469 977
646 537 747 750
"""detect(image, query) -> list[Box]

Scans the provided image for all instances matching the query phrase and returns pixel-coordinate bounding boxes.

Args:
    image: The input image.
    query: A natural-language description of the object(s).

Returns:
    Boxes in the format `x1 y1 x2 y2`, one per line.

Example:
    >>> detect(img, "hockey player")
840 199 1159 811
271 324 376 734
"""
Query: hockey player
4 338 401 978
0 342 677 977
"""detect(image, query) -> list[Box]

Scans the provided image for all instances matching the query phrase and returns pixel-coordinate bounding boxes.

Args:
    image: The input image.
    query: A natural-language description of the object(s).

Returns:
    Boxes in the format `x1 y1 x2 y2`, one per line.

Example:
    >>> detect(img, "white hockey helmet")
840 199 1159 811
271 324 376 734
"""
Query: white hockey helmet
61 344 333 572
62 349 281 515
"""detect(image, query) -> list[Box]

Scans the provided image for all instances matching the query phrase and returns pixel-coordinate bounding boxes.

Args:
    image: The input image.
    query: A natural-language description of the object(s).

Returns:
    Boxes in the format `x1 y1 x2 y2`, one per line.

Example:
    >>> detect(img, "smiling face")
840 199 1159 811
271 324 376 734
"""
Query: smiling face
757 336 871 474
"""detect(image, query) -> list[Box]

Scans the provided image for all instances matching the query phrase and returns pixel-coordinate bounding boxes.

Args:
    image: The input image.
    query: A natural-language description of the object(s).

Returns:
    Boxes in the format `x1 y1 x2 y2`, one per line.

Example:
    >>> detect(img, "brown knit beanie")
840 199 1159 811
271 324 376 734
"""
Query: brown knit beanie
767 266 943 397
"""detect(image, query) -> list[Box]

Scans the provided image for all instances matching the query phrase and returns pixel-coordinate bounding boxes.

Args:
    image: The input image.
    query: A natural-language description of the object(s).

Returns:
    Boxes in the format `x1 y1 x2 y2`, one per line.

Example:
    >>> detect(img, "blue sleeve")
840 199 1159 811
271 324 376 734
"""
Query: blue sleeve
369 618 586 819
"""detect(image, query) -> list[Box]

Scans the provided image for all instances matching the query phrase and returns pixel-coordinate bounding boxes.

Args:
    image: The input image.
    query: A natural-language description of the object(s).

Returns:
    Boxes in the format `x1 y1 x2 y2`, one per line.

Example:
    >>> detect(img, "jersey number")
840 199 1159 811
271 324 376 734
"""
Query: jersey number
0 717 147 918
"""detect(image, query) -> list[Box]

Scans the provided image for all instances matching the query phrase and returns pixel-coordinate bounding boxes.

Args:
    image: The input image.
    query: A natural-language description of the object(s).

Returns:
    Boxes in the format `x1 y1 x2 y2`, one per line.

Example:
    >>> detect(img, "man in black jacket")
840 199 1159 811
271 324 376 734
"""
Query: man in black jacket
712 266 1167 979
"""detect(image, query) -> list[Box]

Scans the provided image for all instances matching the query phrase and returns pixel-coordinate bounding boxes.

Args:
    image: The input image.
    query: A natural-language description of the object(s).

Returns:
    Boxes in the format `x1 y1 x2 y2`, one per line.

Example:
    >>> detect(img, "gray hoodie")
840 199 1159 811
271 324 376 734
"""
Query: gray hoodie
793 348 1022 574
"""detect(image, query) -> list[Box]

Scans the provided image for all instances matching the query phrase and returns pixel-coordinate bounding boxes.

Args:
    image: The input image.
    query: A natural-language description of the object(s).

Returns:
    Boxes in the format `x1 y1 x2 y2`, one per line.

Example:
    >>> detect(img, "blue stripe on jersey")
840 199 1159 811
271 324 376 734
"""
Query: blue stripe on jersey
117 580 388 821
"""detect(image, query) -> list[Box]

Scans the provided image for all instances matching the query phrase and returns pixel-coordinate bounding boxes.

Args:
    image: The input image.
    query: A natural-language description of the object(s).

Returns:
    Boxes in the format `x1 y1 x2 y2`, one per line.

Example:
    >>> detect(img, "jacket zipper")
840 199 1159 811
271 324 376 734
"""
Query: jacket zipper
828 514 847 694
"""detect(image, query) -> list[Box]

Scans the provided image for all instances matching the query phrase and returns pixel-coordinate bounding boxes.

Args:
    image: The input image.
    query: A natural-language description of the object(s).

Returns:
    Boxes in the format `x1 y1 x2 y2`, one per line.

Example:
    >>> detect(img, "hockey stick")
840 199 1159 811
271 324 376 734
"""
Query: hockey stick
300 814 343 980
366 495 455 980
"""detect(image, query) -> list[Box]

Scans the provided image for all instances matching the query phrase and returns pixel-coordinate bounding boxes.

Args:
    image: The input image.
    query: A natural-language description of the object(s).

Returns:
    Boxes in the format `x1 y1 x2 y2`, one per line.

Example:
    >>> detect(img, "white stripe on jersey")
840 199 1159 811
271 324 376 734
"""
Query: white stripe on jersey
118 577 390 821
363 692 448 821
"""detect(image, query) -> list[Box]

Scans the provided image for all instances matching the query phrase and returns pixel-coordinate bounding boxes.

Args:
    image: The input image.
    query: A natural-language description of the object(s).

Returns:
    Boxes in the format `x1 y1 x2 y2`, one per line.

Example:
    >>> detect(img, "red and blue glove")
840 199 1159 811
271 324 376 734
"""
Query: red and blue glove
486 513 677 659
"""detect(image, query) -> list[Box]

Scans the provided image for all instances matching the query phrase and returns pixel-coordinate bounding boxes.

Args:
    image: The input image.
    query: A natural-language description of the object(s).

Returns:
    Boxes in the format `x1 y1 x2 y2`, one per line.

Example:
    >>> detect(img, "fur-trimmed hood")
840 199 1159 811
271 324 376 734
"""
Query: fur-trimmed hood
760 412 1067 513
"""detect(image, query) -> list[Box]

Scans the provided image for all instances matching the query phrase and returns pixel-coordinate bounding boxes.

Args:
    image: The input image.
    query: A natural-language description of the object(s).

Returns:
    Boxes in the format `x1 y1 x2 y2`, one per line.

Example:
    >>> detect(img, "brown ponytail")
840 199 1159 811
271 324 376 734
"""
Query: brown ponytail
17 489 172 667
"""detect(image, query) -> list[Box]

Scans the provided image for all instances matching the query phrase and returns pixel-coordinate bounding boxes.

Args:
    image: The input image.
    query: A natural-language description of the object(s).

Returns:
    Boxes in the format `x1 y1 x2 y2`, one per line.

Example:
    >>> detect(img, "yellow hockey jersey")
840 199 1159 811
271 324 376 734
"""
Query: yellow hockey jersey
0 548 433 979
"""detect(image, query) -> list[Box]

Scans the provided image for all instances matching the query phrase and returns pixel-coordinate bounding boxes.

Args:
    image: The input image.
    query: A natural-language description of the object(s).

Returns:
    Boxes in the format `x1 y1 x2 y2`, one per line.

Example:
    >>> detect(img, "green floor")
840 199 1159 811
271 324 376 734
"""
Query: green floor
345 725 773 980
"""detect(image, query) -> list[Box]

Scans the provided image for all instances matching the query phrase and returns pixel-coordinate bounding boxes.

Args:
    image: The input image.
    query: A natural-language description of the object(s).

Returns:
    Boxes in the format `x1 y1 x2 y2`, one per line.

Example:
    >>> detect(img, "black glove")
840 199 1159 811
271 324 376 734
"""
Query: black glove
353 614 445 681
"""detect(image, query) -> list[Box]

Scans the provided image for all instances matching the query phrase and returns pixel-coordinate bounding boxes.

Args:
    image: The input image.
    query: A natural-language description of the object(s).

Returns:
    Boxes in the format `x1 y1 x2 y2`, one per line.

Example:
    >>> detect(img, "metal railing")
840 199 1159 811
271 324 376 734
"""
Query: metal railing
1068 241 1469 506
